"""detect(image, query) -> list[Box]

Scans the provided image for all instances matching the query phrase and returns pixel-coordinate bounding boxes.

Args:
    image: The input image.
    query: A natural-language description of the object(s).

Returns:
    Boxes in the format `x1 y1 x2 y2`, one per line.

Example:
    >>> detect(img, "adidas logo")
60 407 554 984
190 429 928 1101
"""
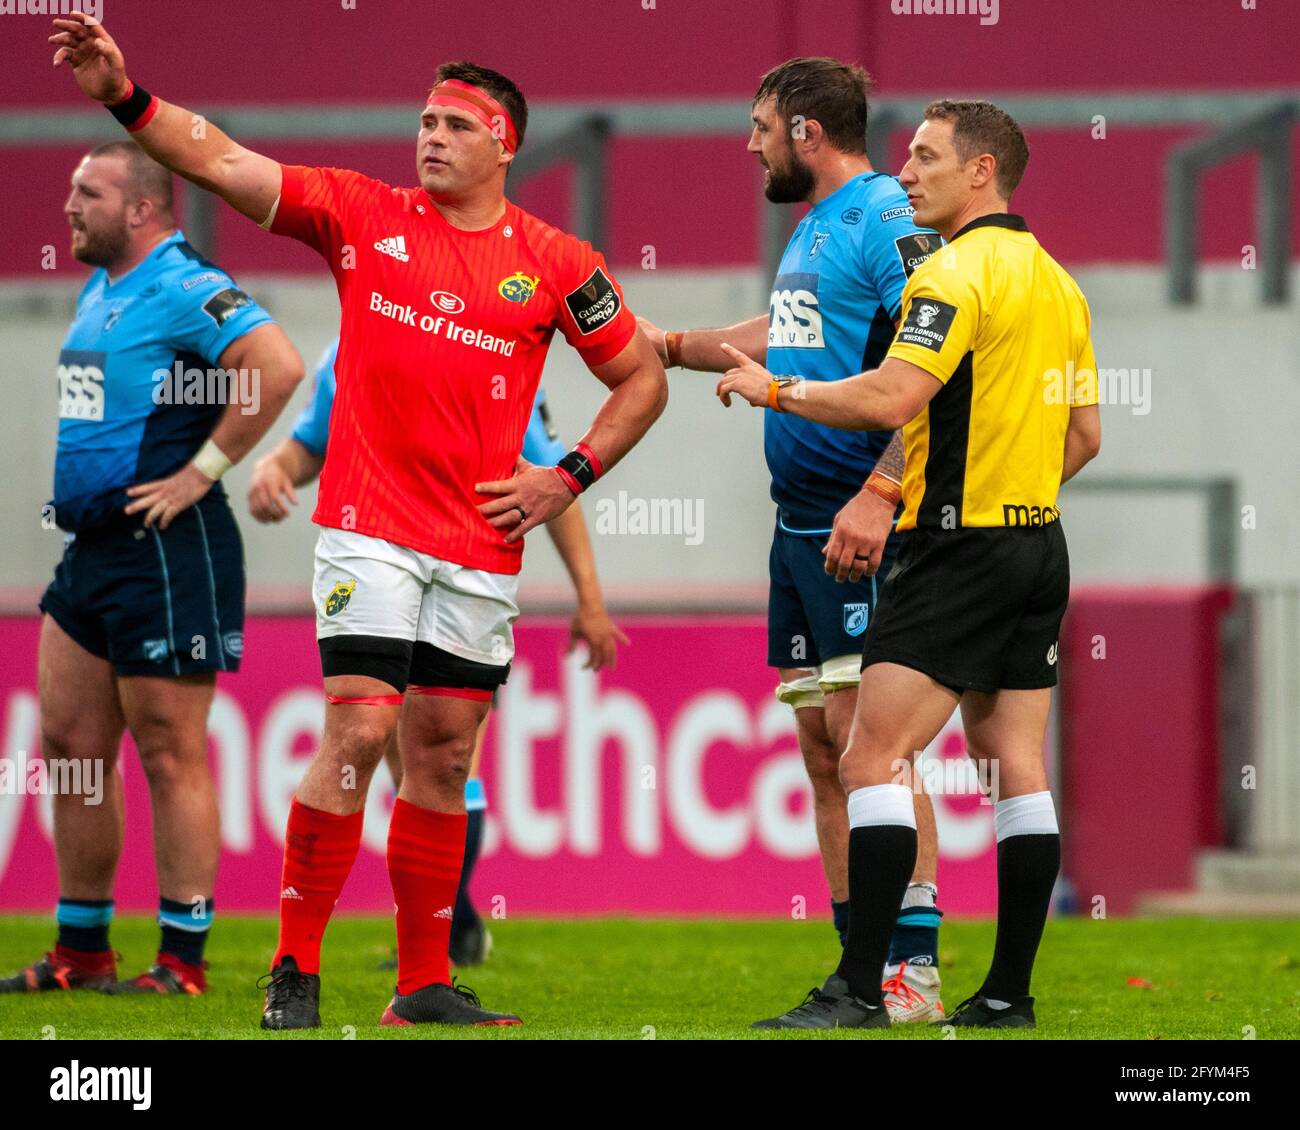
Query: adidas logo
374 235 410 262
433 905 454 919
280 886 304 901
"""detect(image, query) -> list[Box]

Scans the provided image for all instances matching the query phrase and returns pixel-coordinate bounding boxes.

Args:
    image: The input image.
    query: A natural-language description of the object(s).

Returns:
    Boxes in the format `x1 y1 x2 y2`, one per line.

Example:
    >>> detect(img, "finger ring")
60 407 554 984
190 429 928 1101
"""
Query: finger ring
513 506 527 523
853 553 871 560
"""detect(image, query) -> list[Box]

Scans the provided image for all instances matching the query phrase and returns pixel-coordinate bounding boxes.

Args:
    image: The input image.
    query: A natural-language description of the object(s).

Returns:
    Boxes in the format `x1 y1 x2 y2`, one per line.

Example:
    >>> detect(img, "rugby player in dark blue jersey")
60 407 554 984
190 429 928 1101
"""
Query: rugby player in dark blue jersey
0 142 303 996
640 58 946 1022
247 340 627 965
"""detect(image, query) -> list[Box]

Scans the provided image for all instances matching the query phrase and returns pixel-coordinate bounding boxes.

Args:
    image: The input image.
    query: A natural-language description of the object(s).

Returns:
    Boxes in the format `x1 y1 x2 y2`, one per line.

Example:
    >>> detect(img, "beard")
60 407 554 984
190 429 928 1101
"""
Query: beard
71 217 129 268
763 148 815 204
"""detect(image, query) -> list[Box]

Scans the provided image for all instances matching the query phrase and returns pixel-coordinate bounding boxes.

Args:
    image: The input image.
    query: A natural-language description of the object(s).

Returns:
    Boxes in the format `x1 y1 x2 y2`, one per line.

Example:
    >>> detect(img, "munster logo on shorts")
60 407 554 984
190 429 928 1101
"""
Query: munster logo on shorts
324 580 357 617
843 603 871 637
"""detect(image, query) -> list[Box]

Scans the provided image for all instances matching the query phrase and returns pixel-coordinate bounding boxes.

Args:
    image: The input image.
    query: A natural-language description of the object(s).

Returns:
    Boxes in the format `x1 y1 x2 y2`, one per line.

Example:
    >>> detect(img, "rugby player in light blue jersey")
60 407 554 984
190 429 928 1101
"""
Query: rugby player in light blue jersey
247 339 627 965
640 58 946 1023
0 142 304 998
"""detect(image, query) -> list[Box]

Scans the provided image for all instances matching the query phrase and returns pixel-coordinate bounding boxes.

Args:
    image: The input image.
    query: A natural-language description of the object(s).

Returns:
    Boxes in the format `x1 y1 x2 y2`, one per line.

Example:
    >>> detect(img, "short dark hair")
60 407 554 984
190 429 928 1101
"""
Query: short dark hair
432 61 529 149
86 140 174 216
924 99 1029 198
753 57 871 155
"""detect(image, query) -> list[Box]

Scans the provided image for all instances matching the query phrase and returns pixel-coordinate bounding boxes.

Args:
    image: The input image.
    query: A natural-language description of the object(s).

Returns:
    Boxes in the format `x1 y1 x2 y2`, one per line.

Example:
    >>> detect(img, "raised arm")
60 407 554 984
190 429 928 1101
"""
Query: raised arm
51 13 282 224
639 314 769 373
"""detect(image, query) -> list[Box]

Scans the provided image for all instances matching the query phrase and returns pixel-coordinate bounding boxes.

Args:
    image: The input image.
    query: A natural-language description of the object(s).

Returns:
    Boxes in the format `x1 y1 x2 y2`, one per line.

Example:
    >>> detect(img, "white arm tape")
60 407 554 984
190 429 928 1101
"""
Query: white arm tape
192 438 234 481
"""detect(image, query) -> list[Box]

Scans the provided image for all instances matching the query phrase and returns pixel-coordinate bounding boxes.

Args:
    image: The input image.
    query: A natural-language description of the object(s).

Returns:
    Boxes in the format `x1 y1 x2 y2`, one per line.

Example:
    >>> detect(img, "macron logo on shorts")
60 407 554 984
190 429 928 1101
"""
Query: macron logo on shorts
374 236 410 263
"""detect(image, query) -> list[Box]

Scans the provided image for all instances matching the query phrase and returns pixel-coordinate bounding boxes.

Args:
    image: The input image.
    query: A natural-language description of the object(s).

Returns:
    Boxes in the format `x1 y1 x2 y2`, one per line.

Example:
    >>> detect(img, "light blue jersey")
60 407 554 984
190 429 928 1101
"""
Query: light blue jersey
292 336 567 466
764 174 941 534
53 231 273 531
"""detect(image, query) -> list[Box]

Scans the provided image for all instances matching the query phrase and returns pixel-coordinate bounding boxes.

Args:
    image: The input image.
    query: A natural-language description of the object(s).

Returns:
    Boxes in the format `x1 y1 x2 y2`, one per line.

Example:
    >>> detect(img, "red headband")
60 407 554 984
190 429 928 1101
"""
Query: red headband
425 79 519 154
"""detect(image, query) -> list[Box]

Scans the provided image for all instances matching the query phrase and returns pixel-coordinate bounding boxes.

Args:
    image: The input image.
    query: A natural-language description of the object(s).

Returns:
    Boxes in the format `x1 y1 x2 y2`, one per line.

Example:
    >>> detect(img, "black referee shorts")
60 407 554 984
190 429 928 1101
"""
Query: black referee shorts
861 522 1070 694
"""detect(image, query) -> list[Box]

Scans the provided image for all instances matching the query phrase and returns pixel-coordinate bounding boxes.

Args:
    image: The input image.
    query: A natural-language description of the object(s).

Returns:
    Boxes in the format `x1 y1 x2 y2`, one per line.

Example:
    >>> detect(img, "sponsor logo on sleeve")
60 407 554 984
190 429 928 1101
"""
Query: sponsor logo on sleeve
880 205 915 223
894 232 941 277
564 267 621 335
841 207 864 225
897 297 957 352
202 287 254 328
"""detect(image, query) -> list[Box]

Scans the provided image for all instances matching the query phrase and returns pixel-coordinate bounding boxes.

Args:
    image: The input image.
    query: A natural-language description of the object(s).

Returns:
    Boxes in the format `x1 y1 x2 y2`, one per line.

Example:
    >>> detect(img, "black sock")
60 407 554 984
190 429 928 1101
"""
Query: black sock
981 833 1060 1002
56 898 114 953
831 899 850 947
452 808 484 933
159 896 213 967
835 825 917 1005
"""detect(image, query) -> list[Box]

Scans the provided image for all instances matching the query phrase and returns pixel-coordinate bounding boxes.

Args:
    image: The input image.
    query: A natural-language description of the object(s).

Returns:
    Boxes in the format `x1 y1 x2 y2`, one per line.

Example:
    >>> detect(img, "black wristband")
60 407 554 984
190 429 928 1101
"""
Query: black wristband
108 83 153 128
556 447 598 493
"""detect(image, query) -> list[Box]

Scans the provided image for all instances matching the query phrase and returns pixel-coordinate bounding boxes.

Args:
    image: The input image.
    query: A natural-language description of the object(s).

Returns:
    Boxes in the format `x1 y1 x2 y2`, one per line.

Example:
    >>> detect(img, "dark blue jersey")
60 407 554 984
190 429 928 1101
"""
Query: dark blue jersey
52 231 273 531
764 174 941 534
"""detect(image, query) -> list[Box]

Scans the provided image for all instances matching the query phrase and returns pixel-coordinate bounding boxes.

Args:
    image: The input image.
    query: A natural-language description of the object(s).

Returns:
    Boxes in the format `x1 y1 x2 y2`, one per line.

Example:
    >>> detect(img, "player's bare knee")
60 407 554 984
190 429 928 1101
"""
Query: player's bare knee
323 714 392 777
39 722 119 773
837 744 901 793
798 731 840 789
406 729 475 789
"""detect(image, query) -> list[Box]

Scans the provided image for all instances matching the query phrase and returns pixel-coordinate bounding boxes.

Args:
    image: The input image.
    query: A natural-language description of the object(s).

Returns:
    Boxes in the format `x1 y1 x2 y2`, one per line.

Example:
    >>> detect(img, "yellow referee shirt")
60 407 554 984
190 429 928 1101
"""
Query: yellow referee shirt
885 214 1097 531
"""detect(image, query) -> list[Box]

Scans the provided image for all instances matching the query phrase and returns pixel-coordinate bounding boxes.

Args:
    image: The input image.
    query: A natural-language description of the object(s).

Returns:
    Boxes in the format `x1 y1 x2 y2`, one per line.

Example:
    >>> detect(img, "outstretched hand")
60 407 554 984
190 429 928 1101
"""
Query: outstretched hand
50 11 130 104
715 343 775 408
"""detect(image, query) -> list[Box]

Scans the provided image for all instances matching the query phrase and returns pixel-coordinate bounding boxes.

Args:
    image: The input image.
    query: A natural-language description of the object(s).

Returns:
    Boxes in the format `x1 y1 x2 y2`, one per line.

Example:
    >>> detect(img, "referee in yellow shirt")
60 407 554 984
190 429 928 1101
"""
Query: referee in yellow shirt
719 100 1101 1029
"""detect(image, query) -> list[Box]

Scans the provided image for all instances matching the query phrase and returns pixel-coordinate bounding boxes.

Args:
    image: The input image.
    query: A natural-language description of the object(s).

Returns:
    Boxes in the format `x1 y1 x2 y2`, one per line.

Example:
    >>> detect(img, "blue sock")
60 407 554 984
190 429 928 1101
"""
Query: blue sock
453 779 486 934
158 897 213 966
886 905 943 967
831 899 851 947
56 898 113 953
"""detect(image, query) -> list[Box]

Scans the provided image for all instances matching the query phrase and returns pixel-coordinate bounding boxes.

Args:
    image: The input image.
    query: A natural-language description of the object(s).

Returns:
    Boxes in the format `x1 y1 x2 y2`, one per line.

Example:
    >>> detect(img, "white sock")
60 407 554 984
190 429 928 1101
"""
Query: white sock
846 783 916 830
993 791 1058 842
902 882 938 909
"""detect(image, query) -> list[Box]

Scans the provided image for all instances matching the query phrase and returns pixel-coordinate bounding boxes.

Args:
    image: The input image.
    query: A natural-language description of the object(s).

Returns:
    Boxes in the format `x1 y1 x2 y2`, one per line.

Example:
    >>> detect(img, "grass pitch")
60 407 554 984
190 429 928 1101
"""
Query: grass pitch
0 915 1296 1039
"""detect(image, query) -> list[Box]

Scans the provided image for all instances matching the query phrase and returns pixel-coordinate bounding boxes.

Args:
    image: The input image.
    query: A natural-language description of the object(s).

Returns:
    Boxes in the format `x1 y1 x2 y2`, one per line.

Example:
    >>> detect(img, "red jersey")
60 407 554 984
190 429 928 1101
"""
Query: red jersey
269 165 637 574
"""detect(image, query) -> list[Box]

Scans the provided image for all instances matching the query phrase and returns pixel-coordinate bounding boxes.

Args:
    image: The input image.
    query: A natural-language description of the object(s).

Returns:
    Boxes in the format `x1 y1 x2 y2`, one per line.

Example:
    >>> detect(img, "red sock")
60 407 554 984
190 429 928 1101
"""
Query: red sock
272 798 364 974
387 797 466 995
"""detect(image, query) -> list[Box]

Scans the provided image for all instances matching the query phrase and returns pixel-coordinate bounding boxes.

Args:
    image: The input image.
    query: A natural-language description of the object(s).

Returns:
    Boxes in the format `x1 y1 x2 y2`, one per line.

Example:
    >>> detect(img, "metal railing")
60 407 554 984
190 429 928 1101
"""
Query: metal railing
1167 101 1299 305
1060 475 1240 584
3 91 1297 294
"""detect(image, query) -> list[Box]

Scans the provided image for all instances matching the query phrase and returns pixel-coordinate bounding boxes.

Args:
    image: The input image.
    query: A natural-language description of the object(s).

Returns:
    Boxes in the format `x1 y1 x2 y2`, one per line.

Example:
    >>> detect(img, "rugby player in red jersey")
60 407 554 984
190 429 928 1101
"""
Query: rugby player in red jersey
51 12 668 1029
